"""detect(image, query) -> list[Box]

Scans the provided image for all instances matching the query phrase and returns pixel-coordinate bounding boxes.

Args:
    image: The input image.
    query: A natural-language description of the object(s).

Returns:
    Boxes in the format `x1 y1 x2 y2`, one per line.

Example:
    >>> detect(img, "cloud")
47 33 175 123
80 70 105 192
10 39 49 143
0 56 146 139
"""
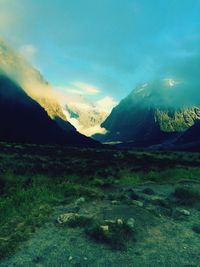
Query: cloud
96 96 117 113
55 81 100 96
73 81 100 94
19 44 37 60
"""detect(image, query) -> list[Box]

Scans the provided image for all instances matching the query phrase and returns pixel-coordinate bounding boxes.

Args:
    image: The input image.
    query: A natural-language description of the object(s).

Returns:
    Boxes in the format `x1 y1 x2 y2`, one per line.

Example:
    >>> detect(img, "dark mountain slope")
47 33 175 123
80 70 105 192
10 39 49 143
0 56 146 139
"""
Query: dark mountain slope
0 39 77 134
174 121 200 151
94 80 200 147
0 75 99 146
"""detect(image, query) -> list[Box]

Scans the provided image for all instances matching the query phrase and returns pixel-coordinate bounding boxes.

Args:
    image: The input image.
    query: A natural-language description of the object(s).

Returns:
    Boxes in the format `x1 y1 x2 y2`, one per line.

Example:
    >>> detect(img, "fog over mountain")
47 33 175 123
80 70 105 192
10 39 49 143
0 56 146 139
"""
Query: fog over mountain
94 78 200 147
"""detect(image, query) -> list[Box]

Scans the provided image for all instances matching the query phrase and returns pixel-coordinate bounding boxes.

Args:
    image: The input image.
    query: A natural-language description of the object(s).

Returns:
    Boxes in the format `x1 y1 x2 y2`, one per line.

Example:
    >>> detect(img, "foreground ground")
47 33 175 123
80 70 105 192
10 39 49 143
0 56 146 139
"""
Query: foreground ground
0 142 200 266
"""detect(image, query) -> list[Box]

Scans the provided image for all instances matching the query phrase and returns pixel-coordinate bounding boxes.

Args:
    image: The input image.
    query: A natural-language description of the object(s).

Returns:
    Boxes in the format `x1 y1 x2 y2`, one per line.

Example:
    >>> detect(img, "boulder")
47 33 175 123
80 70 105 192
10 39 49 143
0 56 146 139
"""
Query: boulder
142 188 155 195
75 197 85 206
57 213 78 224
132 200 144 207
127 218 135 230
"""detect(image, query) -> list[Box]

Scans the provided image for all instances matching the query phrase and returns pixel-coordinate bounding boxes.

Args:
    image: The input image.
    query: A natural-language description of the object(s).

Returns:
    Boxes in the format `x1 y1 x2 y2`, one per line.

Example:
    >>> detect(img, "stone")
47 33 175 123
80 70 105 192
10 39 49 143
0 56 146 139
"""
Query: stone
75 197 85 206
111 200 120 205
68 256 73 261
150 196 169 207
171 208 190 218
179 209 190 216
100 225 109 232
57 213 78 224
116 219 123 225
142 188 155 195
127 218 135 229
132 200 144 207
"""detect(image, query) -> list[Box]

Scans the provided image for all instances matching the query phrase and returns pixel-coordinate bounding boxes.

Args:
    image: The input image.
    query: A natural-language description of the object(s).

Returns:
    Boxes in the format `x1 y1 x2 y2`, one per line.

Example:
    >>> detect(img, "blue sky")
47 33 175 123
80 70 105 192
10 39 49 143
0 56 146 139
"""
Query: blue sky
0 0 200 104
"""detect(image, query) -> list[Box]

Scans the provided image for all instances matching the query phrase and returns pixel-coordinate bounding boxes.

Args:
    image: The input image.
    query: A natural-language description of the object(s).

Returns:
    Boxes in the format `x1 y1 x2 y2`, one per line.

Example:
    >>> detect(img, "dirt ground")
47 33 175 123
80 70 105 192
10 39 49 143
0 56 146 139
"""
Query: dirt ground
1 182 200 267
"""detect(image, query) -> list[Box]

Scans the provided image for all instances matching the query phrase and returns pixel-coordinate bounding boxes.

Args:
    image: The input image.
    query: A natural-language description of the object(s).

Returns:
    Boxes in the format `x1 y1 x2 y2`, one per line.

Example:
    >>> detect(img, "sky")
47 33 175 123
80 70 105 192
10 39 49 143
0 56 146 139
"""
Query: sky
0 0 200 106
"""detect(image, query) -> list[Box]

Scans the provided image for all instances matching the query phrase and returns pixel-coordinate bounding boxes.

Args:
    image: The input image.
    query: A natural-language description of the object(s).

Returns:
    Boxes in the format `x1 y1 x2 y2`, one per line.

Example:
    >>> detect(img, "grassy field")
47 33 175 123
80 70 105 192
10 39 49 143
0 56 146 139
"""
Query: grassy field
0 142 200 260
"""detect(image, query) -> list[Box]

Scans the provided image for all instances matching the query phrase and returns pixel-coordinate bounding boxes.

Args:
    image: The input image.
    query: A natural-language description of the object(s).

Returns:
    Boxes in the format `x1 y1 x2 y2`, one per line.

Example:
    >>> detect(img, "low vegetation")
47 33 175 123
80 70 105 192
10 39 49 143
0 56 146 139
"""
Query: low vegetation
174 185 200 206
86 220 135 250
0 142 200 258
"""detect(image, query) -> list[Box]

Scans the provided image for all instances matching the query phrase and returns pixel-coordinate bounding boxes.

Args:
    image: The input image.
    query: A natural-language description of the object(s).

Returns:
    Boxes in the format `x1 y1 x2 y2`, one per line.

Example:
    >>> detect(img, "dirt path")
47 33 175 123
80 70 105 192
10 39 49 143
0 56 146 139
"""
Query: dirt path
1 183 200 267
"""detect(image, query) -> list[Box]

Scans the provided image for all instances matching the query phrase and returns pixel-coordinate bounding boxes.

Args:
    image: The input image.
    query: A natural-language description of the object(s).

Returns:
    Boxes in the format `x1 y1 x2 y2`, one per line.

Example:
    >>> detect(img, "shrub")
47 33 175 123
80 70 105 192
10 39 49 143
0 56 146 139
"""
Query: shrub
86 220 135 250
66 215 94 228
174 185 200 206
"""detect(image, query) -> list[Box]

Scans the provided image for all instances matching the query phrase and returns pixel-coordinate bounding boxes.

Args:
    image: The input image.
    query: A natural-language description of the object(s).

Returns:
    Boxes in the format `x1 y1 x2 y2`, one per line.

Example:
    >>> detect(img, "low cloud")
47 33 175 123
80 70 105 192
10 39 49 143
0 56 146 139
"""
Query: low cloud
60 81 100 96
96 96 117 113
19 44 37 60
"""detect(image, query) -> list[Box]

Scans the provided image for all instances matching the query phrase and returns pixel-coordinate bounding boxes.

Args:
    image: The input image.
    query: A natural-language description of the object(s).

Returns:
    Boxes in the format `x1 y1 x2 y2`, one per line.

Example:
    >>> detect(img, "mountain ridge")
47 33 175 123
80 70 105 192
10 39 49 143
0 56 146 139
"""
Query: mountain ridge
0 75 99 146
95 79 200 147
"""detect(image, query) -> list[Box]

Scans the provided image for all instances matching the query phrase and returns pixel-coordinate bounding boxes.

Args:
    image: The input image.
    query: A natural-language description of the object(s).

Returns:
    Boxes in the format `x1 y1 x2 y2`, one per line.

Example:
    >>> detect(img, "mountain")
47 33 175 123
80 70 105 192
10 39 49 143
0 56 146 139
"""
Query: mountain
94 79 200 147
0 39 75 133
0 75 98 146
174 120 200 151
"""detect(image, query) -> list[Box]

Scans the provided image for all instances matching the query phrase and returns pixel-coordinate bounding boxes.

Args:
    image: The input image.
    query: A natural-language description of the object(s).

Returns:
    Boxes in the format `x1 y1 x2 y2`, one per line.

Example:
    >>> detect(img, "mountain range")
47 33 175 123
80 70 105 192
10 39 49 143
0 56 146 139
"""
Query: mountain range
0 39 200 150
94 80 200 149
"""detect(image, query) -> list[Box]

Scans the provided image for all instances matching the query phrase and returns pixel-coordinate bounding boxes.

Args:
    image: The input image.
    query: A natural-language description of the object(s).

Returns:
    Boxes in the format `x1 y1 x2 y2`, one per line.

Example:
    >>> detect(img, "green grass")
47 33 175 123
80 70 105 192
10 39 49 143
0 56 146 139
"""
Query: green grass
0 173 102 258
119 167 200 185
0 142 200 258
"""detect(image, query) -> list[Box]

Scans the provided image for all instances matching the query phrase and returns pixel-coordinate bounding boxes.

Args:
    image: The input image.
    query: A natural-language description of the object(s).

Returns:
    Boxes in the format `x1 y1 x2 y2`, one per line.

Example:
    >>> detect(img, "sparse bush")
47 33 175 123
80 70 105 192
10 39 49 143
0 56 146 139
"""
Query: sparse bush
86 220 135 250
192 224 200 234
174 185 200 206
59 183 103 199
66 215 94 228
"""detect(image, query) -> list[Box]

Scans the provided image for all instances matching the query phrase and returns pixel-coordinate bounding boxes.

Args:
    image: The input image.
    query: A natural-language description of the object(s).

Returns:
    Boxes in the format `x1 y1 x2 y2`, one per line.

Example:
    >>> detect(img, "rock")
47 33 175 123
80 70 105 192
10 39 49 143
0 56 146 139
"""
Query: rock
68 256 73 261
127 218 135 230
132 200 144 207
179 209 190 216
116 219 123 225
142 188 155 195
150 196 169 207
57 213 78 224
100 225 109 232
171 208 190 218
111 200 120 205
75 197 85 206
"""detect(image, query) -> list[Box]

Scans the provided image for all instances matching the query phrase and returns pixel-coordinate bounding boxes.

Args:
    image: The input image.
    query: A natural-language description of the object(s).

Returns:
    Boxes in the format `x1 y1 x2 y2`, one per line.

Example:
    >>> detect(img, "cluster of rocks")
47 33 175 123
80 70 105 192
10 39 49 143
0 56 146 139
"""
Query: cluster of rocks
109 186 192 220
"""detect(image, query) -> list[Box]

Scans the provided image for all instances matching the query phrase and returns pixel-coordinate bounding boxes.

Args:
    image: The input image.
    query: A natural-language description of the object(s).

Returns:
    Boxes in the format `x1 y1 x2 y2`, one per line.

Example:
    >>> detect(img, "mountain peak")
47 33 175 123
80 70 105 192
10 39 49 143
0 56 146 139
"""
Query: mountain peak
94 79 200 147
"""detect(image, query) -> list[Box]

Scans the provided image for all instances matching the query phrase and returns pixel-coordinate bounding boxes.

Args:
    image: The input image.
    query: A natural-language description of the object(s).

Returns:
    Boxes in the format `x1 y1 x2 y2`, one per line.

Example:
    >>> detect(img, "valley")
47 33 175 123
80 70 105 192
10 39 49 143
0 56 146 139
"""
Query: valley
1 1 200 266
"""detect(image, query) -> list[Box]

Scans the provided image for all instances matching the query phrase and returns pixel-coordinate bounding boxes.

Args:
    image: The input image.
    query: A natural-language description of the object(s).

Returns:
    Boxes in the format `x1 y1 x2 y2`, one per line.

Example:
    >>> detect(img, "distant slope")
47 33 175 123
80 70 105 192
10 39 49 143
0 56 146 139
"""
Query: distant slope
94 80 200 147
0 39 75 133
0 75 99 146
174 121 200 151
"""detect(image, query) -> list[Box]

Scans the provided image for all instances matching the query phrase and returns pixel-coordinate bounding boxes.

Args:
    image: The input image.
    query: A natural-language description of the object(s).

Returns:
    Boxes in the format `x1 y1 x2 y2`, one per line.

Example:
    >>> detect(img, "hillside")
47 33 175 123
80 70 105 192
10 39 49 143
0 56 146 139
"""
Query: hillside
0 75 98 146
94 80 200 147
0 39 75 133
